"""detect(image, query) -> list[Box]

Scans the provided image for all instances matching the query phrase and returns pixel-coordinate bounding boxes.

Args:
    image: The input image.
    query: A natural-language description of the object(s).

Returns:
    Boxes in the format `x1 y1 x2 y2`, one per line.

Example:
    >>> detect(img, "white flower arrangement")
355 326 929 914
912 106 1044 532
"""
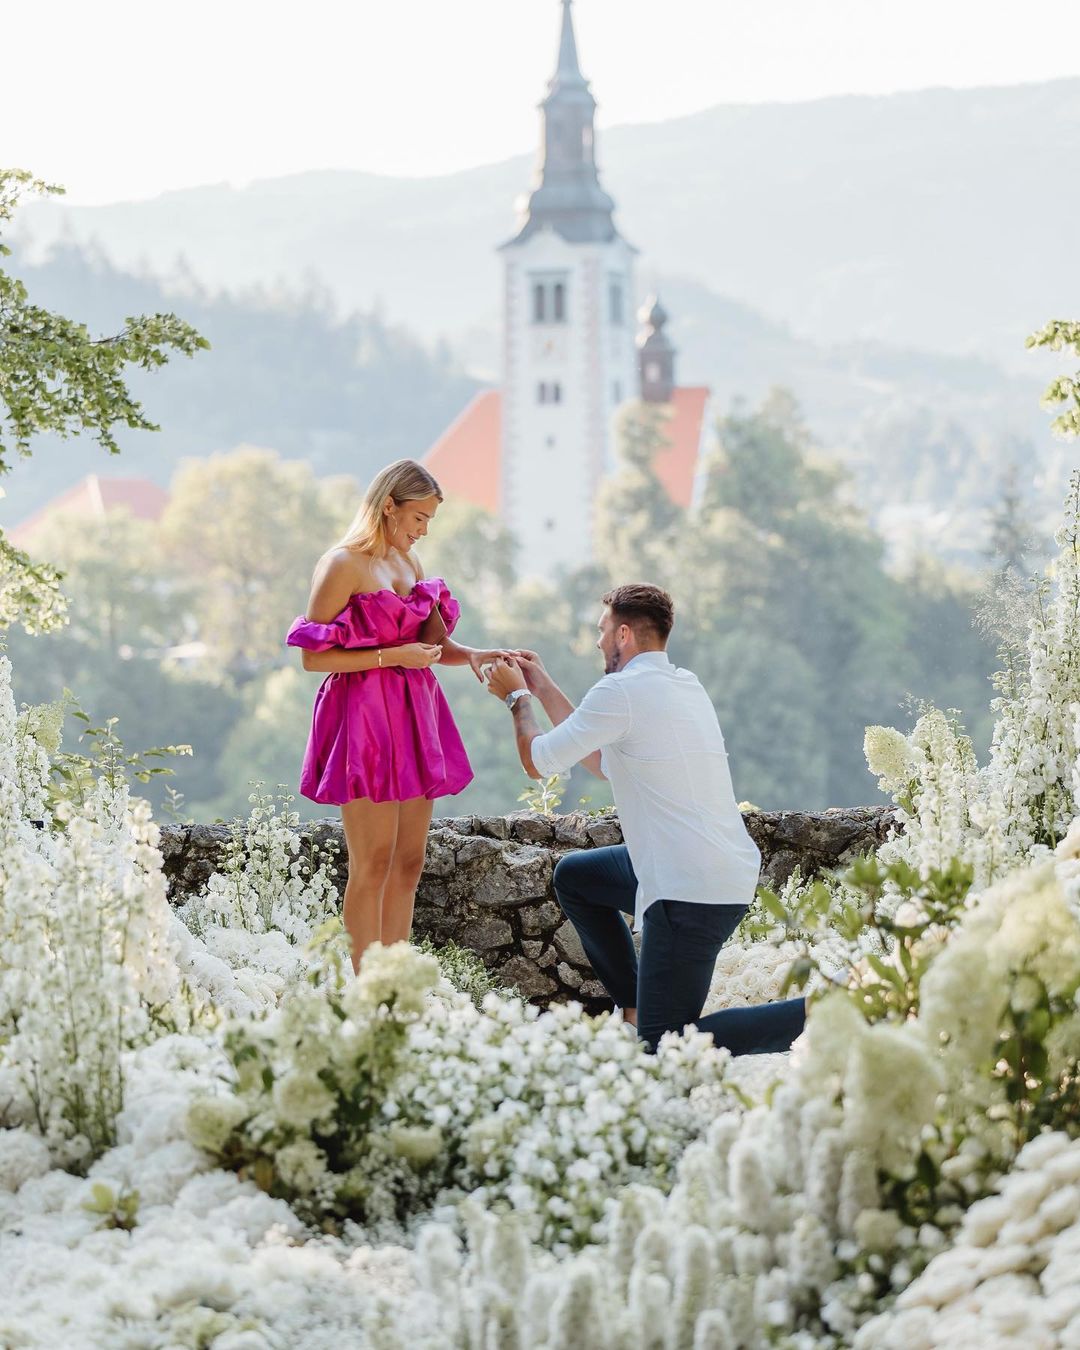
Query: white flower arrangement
4 475 1080 1346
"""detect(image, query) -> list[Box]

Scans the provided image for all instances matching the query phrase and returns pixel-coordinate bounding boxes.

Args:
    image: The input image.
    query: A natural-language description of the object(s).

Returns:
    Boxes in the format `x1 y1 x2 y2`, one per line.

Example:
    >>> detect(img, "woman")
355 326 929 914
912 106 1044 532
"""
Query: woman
286 459 507 972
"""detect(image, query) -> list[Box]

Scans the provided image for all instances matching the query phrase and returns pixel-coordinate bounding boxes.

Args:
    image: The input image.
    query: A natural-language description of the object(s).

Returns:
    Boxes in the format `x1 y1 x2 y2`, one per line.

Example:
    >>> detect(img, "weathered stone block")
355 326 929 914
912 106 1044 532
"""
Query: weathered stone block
423 836 457 878
586 817 622 848
520 900 561 936
553 813 591 848
553 920 588 968
455 836 505 865
459 917 513 951
509 812 555 843
496 956 558 998
557 961 583 990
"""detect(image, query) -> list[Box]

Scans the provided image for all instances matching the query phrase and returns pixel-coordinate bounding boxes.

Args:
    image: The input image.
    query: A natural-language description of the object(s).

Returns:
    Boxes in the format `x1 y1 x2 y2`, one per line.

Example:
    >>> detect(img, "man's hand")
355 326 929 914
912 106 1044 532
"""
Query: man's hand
511 649 554 695
486 658 528 701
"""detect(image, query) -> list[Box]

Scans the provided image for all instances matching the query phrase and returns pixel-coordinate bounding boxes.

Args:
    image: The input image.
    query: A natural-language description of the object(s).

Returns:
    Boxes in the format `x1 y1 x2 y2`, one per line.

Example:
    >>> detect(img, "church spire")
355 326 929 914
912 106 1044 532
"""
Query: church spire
554 0 586 91
502 0 623 248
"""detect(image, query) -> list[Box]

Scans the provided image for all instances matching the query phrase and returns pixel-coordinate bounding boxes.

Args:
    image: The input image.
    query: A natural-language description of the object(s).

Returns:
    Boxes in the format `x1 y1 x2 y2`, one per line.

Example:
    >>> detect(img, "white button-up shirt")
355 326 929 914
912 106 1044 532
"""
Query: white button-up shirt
531 651 761 930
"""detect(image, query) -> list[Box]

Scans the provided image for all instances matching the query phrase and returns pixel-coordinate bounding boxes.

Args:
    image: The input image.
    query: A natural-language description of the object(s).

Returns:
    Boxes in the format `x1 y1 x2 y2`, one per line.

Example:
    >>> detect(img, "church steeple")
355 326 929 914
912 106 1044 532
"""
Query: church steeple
503 0 621 247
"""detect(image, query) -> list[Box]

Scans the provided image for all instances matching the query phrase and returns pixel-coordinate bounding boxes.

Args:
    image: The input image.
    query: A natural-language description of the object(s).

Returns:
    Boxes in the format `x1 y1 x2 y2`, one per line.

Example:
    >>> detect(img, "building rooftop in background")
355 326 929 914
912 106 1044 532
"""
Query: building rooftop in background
426 385 709 514
7 474 169 550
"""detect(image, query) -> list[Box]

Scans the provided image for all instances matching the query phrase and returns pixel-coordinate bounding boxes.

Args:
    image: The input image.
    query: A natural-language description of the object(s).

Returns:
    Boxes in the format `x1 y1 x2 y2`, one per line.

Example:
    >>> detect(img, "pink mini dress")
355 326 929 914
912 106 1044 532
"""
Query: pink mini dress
285 578 474 805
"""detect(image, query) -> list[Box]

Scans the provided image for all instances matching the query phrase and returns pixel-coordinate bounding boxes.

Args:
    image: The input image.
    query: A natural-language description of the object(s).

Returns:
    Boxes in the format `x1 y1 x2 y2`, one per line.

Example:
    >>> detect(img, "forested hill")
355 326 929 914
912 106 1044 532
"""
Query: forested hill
16 79 1080 373
0 246 479 520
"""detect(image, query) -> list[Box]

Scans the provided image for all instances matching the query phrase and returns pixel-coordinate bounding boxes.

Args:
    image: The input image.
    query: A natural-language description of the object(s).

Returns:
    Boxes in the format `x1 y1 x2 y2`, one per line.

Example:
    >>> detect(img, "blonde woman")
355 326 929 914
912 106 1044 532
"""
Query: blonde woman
286 460 507 971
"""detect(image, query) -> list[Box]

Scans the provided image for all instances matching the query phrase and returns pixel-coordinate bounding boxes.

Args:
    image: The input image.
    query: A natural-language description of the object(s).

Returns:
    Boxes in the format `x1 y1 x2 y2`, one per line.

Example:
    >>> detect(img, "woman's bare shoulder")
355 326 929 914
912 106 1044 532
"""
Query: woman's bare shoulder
313 547 372 589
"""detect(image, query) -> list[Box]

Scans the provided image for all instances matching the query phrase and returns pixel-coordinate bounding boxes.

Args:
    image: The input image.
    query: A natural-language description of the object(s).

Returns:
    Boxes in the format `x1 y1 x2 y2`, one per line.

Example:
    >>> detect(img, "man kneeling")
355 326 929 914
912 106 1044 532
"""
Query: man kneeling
487 583 805 1055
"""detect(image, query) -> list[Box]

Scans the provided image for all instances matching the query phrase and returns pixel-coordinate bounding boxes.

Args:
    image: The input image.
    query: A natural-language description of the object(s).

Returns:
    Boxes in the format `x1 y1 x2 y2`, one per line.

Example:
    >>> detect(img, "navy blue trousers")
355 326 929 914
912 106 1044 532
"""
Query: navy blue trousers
553 845 806 1055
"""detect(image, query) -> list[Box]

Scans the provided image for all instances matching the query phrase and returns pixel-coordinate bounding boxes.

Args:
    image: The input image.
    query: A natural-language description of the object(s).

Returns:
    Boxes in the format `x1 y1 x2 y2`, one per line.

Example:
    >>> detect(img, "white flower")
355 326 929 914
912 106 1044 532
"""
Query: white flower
274 1139 329 1195
388 1125 443 1165
864 726 914 791
0 1128 52 1192
272 1072 336 1130
186 1096 250 1156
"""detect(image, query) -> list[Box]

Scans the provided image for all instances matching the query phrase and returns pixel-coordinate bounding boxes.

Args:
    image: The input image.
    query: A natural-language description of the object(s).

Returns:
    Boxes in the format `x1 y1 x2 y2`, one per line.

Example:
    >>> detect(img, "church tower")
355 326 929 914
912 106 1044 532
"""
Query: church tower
499 0 638 569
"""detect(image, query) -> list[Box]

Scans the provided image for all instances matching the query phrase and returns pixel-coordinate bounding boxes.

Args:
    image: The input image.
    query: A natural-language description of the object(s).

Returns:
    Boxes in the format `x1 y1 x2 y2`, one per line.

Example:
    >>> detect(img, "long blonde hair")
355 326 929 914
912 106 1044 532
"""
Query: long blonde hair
337 459 443 555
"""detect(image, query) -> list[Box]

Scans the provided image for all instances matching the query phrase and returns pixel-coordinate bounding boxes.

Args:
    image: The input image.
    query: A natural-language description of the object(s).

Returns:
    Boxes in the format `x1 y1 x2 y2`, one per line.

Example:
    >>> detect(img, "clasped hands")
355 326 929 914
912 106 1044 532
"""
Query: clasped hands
483 650 548 701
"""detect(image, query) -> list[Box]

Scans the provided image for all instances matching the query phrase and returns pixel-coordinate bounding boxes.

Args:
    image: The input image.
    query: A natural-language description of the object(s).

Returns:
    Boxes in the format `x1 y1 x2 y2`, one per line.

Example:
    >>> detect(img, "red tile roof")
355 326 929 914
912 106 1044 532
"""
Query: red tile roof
656 386 710 509
423 390 502 515
423 386 709 516
8 475 169 549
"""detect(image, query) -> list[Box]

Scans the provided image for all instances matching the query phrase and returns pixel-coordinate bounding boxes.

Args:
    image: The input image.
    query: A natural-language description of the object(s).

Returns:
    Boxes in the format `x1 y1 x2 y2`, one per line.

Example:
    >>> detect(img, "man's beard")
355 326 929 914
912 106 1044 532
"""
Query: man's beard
604 649 621 675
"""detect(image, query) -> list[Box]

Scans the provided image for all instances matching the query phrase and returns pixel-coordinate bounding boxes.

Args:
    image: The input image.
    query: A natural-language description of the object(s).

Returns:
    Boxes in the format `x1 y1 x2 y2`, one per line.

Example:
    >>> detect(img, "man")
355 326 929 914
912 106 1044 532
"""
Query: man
486 583 805 1055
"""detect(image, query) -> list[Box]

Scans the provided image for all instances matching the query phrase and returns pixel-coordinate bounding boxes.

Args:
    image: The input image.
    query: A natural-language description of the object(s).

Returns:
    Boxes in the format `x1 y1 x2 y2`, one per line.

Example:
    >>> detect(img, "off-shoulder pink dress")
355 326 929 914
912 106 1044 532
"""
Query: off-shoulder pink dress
285 579 474 805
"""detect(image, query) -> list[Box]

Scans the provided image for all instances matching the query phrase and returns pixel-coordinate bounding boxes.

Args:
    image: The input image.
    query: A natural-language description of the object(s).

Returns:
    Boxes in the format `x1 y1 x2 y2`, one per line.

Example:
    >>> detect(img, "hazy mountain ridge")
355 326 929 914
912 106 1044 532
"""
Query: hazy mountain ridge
16 79 1080 373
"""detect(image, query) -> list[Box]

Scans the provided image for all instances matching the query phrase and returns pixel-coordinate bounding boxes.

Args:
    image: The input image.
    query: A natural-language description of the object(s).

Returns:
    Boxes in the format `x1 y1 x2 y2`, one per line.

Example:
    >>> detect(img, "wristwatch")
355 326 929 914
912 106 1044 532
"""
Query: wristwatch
505 688 532 710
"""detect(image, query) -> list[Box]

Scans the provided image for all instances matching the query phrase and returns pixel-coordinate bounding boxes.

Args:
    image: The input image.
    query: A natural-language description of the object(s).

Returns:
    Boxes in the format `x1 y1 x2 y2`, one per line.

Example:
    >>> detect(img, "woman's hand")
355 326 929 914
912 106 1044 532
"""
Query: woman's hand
389 643 443 669
466 647 516 682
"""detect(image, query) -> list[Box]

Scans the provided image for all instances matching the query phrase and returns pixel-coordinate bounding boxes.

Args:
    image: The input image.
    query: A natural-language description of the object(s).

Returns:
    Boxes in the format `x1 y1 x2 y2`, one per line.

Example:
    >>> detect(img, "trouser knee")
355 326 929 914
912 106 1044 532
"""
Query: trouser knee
553 851 589 916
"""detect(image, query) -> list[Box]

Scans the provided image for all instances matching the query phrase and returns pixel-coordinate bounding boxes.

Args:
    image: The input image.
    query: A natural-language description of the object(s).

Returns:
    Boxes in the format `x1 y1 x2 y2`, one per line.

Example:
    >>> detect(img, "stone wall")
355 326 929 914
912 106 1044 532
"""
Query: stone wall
159 806 896 1011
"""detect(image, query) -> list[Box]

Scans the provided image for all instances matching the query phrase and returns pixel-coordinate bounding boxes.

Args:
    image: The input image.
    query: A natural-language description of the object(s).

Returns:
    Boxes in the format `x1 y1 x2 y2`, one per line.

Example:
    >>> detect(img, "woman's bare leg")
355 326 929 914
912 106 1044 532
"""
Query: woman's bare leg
340 798 400 973
381 796 435 946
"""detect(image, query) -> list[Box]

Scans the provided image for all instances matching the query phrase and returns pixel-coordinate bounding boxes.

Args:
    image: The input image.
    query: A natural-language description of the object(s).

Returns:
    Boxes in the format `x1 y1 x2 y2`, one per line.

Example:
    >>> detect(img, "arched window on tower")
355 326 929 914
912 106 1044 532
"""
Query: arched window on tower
553 282 566 323
533 284 546 324
552 382 562 404
609 281 624 326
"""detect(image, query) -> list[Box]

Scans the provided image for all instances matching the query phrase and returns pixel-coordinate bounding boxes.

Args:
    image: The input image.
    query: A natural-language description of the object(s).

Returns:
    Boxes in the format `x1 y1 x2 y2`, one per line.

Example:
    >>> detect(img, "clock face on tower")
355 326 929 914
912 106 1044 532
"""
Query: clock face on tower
533 331 567 362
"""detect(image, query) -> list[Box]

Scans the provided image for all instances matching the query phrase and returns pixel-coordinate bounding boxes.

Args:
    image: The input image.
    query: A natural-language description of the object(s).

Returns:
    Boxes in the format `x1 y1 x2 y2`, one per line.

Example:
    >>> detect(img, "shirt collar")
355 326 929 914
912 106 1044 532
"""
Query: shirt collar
621 650 672 672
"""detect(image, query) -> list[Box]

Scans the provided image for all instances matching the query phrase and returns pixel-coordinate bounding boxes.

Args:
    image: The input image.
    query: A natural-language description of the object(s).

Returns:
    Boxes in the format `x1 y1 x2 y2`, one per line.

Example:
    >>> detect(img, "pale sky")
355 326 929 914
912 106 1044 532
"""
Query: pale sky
8 0 1080 204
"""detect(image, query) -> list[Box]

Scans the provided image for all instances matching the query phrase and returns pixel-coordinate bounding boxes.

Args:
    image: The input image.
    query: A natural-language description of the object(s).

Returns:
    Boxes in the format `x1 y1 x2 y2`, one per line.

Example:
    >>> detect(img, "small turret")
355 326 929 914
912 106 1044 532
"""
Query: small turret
637 295 676 402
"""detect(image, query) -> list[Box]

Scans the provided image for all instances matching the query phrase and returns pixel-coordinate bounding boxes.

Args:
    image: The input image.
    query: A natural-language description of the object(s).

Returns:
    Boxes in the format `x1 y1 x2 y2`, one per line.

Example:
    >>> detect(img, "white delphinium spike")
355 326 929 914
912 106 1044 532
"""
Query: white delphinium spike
753 1265 794 1337
787 1212 838 1296
480 1214 530 1300
609 1184 666 1285
805 1128 847 1235
669 1225 715 1350
632 1221 673 1280
727 1130 775 1233
627 1269 671 1350
415 1223 463 1303
691 1308 736 1350
837 1149 880 1237
522 1272 561 1349
667 1142 718 1230
547 1261 606 1350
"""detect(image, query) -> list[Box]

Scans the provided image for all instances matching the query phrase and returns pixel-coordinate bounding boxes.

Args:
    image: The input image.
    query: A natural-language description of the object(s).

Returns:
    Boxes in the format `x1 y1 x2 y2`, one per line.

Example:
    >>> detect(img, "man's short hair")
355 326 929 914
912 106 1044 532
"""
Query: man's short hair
602 584 675 643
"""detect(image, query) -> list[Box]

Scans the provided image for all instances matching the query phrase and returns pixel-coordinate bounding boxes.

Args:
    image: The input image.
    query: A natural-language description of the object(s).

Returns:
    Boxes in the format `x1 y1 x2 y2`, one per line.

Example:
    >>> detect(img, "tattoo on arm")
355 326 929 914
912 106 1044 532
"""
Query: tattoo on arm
511 697 543 776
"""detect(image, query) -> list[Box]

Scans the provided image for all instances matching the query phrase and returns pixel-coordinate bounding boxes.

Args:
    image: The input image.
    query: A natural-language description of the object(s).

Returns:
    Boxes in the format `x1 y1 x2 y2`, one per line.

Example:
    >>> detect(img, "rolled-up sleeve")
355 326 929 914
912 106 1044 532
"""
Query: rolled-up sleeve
531 679 630 777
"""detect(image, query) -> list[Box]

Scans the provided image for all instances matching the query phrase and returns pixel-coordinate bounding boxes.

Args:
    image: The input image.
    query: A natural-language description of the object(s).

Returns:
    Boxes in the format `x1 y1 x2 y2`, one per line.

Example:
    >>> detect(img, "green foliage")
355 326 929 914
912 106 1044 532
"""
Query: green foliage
0 168 206 634
0 170 207 469
1027 318 1080 438
81 1181 140 1232
518 774 567 815
415 936 517 1009
49 703 192 816
591 387 998 809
